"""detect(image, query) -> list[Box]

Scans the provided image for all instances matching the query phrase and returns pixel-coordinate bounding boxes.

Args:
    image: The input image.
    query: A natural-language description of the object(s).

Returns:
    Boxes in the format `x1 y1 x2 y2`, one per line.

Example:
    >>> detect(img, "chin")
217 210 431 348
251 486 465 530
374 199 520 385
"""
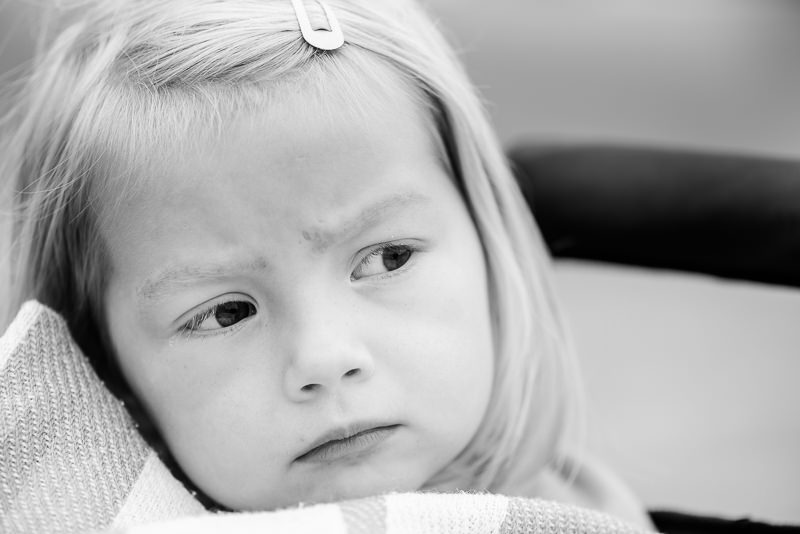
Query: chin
202 456 431 511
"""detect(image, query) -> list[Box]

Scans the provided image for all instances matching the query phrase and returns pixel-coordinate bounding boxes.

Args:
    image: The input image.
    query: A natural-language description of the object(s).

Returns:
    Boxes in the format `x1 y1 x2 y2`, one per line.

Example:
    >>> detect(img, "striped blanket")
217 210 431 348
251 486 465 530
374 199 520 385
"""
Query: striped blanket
120 492 651 534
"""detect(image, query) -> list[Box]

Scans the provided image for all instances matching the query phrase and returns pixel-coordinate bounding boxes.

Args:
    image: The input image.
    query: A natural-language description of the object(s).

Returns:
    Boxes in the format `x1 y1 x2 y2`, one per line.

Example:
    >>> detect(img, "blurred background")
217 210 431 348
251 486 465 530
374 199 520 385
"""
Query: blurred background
2 0 799 524
422 0 800 524
426 0 800 158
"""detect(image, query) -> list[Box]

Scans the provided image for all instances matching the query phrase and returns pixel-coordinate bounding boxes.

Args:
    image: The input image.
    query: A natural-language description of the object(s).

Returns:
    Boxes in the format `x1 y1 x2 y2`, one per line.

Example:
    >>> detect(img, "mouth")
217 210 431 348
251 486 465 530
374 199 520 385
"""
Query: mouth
295 423 400 464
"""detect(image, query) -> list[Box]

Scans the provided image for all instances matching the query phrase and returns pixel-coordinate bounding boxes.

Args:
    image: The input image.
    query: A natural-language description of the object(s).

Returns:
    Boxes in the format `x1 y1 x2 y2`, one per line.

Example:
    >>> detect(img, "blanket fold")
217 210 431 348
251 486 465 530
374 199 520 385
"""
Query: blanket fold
1 301 205 534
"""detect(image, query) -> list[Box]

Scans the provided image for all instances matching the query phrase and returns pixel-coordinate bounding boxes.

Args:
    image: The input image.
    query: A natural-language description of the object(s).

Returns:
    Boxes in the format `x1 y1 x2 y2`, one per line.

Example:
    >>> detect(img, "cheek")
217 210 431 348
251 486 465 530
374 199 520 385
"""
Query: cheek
106 303 287 501
423 226 493 369
383 237 495 429
129 343 295 506
406 271 493 378
142 339 279 426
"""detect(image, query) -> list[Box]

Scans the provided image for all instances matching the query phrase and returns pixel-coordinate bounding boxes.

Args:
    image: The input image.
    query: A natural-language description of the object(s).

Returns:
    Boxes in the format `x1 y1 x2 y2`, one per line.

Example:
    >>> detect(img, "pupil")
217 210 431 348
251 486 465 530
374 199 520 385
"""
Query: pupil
215 301 254 327
382 247 411 271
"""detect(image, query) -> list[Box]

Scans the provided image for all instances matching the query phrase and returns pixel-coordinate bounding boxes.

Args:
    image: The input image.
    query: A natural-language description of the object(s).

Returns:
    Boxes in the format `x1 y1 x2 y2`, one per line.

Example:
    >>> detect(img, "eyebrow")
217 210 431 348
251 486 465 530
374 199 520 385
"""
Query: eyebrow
137 258 271 304
300 191 430 253
136 191 431 303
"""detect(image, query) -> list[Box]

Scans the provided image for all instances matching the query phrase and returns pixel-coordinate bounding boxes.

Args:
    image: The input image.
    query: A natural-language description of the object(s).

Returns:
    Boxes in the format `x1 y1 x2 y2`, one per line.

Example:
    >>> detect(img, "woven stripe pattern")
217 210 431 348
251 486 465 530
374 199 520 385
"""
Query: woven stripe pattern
120 493 654 534
1 301 203 534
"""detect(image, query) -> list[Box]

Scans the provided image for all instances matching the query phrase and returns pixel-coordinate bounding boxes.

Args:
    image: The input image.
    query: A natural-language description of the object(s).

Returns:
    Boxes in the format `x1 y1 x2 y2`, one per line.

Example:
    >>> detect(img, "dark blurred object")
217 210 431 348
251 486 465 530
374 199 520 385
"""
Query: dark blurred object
509 145 800 288
650 510 800 534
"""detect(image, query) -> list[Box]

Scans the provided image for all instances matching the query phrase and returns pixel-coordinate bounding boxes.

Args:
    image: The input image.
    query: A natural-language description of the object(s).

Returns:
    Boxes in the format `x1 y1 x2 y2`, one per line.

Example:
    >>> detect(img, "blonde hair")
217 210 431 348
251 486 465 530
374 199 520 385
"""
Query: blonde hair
2 0 581 499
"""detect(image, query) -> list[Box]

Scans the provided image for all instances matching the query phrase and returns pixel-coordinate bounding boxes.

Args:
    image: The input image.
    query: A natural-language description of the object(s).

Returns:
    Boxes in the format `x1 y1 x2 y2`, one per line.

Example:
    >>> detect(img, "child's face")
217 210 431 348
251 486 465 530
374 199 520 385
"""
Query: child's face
102 79 494 510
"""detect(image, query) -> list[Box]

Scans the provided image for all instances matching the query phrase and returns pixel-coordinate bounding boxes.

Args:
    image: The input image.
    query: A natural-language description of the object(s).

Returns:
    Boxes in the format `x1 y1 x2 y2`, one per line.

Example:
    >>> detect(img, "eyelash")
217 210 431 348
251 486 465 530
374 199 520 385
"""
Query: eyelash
181 306 213 331
178 298 256 338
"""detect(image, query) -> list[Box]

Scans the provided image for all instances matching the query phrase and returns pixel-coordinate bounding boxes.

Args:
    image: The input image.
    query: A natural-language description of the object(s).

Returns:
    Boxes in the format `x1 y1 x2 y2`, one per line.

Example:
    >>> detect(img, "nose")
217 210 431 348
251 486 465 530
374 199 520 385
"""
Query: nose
282 301 375 402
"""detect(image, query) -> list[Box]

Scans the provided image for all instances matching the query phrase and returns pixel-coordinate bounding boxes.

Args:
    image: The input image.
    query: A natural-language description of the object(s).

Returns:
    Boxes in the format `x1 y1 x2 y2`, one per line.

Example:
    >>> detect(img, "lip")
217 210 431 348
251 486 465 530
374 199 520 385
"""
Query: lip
295 423 400 464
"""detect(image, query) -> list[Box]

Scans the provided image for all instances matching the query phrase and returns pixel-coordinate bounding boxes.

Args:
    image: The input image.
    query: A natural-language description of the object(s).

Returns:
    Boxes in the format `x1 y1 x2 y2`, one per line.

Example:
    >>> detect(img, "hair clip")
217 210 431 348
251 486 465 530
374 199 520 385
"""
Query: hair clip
290 0 345 51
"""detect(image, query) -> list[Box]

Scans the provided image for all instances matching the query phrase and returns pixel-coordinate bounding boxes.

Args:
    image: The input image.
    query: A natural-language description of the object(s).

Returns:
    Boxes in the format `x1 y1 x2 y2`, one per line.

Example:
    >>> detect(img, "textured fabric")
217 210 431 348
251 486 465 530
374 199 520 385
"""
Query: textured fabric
501 496 646 534
117 493 654 534
0 301 205 534
340 493 387 534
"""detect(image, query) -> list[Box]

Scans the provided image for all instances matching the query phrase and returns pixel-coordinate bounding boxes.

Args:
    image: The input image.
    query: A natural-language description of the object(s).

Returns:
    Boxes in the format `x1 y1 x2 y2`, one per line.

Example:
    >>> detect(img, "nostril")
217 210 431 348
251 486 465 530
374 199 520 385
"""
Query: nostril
297 369 362 394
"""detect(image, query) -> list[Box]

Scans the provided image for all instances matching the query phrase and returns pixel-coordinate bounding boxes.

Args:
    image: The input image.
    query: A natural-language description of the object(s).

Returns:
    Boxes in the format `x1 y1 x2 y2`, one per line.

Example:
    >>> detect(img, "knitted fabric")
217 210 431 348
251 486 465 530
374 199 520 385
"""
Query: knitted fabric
0 301 205 534
116 492 655 534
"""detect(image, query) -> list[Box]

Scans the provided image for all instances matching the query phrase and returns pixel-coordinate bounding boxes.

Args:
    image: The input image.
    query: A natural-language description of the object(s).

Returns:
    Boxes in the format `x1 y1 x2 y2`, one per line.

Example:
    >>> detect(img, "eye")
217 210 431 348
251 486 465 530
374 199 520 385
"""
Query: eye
352 244 415 280
181 300 257 333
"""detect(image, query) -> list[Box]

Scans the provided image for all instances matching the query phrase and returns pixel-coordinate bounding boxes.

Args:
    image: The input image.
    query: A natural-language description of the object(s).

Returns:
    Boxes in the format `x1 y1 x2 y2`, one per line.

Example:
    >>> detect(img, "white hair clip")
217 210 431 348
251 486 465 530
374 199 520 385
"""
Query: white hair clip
291 0 345 51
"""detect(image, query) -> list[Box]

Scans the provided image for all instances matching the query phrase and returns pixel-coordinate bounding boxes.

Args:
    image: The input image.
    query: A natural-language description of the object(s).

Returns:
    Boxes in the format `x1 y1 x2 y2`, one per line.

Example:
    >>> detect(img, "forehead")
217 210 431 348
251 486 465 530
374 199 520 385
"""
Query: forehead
97 53 453 279
96 52 441 219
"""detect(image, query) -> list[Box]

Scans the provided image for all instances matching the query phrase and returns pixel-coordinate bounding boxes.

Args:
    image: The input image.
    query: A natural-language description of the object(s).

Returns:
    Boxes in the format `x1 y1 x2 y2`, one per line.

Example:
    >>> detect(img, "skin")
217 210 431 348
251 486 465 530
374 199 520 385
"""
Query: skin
102 75 495 510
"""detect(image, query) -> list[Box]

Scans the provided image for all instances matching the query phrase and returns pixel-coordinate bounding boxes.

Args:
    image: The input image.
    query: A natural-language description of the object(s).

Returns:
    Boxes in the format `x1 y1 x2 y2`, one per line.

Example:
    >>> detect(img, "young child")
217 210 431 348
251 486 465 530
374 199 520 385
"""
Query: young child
2 0 651 527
